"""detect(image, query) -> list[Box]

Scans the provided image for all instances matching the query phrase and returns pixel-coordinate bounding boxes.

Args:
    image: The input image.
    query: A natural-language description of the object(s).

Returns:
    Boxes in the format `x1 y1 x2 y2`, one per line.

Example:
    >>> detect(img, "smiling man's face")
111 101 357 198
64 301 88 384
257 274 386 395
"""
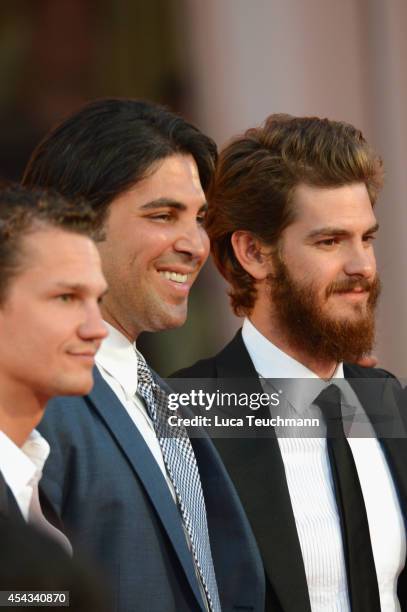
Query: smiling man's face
98 154 210 340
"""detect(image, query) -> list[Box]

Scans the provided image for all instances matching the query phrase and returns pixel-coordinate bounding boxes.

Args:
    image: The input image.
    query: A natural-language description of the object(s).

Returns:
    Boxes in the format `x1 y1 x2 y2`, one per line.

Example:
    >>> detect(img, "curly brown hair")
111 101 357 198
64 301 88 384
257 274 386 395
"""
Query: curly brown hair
206 114 384 316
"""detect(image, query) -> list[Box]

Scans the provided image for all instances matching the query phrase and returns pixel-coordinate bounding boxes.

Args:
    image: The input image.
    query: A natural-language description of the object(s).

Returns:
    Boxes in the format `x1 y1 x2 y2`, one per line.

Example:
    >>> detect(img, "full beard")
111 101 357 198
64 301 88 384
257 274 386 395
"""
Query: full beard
267 256 381 364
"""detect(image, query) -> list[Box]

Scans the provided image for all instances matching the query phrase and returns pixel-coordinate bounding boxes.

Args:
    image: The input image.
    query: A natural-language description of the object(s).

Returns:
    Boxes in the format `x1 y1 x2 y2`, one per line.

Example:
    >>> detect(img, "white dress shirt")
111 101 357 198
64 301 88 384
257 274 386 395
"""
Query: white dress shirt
0 429 71 553
242 317 406 612
95 322 177 499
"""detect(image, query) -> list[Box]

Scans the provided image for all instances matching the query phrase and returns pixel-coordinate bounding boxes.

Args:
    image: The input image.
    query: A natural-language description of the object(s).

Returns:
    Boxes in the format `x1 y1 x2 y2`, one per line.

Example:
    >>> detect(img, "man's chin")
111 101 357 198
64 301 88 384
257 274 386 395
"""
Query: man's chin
325 310 369 325
149 305 188 332
329 295 369 312
52 375 95 397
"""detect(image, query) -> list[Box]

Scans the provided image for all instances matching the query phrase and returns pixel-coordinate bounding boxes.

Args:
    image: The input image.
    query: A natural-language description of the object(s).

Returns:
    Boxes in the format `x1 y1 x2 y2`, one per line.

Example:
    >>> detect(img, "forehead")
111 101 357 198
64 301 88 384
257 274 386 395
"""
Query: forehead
16 227 105 286
109 153 206 213
290 182 377 232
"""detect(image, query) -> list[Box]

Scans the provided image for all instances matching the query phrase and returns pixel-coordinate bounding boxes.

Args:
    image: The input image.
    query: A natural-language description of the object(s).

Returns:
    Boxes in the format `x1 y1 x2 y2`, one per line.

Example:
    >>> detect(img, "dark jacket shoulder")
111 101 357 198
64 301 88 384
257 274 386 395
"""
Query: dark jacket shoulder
172 329 399 382
171 358 217 379
344 362 398 380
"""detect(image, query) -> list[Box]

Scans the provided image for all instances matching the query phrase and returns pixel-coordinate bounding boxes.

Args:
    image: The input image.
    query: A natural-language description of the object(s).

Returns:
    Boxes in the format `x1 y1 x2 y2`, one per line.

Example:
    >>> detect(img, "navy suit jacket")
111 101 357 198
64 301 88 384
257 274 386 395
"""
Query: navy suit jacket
38 368 265 612
172 330 407 612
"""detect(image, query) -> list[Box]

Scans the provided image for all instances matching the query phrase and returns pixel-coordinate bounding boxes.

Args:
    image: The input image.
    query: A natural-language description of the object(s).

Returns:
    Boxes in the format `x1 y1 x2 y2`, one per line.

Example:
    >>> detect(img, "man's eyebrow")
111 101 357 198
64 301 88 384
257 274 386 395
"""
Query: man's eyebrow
139 198 208 212
55 282 86 290
307 222 379 239
364 222 380 234
54 282 108 295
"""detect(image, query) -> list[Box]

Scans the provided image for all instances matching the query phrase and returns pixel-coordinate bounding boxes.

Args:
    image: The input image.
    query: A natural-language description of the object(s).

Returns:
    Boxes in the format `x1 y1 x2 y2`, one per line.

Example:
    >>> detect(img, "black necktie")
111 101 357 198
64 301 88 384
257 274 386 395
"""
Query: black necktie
314 384 381 612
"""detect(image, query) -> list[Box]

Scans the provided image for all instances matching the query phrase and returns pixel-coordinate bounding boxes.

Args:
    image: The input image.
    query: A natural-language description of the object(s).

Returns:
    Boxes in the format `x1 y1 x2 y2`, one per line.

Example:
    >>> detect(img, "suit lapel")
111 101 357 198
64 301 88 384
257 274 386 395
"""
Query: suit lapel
0 472 7 520
39 487 65 533
345 365 407 608
0 471 25 524
345 366 407 513
213 331 311 612
87 369 205 611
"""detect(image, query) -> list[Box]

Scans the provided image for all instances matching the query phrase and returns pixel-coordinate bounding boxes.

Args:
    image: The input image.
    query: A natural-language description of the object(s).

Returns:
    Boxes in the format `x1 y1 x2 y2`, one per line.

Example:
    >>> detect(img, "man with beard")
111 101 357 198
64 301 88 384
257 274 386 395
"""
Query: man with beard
22 98 264 612
173 115 407 611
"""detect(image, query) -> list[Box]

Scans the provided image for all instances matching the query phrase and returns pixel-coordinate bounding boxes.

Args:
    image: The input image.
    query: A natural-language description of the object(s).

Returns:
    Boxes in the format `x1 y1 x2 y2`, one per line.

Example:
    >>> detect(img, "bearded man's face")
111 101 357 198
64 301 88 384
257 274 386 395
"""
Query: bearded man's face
266 182 380 362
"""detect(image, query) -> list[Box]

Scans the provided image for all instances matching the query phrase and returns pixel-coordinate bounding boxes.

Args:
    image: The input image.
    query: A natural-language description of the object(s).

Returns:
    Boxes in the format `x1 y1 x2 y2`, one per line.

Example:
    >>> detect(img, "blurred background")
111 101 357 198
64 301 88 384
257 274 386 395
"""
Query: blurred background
0 0 406 377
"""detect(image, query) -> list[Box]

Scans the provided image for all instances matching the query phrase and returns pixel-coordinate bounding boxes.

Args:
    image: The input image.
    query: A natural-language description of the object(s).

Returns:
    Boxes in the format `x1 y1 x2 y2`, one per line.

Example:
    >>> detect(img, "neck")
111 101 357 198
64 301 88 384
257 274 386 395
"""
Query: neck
100 304 139 343
0 375 46 447
249 308 338 380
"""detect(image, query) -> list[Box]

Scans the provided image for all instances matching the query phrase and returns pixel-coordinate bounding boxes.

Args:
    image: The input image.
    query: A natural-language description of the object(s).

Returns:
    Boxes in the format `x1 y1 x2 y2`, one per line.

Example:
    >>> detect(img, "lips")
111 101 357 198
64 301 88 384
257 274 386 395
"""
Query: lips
67 347 98 360
338 288 368 294
327 279 372 297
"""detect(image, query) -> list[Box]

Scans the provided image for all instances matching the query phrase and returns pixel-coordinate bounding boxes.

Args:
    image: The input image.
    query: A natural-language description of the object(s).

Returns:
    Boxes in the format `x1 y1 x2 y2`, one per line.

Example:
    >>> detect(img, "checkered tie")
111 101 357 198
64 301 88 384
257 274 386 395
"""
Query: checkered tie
136 352 221 612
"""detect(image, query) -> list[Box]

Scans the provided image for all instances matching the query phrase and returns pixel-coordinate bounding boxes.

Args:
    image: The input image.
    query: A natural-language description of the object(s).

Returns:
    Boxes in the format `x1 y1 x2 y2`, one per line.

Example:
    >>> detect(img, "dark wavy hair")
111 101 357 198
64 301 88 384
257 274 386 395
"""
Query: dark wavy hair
23 98 218 226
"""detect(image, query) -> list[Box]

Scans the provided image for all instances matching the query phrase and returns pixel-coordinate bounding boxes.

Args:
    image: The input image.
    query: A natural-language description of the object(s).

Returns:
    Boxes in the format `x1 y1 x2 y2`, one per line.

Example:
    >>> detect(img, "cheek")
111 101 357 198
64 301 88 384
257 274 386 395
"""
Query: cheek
369 249 377 271
304 256 343 285
292 263 339 299
201 230 210 260
29 323 65 350
131 229 171 264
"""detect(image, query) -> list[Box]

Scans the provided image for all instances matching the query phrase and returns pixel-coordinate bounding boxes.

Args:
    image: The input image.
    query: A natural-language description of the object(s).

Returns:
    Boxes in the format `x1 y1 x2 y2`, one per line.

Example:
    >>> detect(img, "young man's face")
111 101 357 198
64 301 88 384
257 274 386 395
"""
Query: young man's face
98 154 210 340
0 227 107 403
266 182 380 361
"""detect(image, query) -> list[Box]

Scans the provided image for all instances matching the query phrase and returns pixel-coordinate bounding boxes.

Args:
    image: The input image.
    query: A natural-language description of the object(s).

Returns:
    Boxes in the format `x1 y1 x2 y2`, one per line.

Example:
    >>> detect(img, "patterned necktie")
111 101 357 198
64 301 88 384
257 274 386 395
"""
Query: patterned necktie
314 384 381 612
136 352 221 612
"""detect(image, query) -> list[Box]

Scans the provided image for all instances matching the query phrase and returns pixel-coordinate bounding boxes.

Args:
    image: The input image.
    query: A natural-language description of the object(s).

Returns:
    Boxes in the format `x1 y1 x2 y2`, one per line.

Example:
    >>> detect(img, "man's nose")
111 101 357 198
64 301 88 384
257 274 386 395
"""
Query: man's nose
173 222 209 262
343 243 376 279
79 303 108 343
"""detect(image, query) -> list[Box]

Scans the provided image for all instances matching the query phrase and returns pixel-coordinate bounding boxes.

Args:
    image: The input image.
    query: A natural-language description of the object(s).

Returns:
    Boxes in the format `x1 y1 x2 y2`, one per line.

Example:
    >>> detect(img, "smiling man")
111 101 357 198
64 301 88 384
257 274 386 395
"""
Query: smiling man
96 154 208 338
173 115 407 611
0 184 107 535
22 99 264 612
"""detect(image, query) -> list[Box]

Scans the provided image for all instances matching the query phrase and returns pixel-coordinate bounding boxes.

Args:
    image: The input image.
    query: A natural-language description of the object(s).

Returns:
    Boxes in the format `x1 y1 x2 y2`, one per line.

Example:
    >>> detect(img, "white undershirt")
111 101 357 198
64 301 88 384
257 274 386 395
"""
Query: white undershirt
242 317 406 612
0 429 71 554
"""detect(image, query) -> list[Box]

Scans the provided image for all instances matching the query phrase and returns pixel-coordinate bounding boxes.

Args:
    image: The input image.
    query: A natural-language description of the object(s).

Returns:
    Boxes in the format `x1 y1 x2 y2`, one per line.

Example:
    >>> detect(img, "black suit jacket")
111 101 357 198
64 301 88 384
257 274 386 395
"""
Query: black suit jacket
0 473 110 609
172 330 407 612
0 471 23 525
0 472 26 527
0 469 65 532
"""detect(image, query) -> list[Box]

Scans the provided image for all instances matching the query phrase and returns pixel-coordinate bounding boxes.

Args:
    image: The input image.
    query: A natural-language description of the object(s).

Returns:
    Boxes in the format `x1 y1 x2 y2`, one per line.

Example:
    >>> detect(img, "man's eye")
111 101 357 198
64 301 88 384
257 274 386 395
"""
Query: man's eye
317 238 337 247
363 234 376 243
197 214 207 225
150 213 172 222
57 294 75 302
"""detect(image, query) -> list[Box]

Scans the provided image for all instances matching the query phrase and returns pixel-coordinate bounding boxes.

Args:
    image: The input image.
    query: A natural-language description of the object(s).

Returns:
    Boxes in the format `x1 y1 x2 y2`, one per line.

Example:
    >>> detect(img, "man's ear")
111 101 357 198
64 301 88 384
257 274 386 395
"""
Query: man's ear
231 231 272 280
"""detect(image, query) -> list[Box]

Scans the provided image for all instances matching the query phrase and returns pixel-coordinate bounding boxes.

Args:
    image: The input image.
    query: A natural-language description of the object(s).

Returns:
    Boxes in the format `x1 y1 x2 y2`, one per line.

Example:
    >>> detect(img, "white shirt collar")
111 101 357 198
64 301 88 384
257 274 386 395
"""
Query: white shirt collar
242 317 344 412
95 322 140 399
0 429 50 493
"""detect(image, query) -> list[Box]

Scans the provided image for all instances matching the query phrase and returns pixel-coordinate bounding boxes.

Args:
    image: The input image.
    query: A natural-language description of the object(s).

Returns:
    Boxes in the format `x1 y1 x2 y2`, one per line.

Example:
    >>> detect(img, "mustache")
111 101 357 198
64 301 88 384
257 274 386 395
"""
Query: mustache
326 276 379 297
